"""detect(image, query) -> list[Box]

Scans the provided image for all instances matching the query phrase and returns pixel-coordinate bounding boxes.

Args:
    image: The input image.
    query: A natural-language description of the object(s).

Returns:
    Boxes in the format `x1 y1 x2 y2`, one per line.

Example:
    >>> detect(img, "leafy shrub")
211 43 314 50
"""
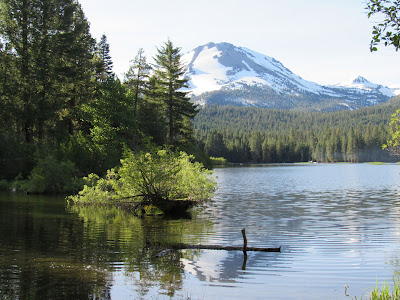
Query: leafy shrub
0 180 10 191
210 157 228 166
15 155 83 193
69 148 217 212
70 171 120 204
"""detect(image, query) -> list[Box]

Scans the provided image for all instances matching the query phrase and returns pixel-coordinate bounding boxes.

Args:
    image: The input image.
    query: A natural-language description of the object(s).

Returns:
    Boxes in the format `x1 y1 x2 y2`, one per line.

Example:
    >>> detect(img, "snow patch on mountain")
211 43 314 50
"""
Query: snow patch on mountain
331 75 395 98
182 46 229 95
183 42 337 97
183 42 398 110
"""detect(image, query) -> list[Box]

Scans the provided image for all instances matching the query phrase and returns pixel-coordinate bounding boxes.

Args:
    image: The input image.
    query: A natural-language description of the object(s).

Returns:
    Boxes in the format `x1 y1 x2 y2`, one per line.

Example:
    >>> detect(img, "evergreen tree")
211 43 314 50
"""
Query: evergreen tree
0 0 39 143
54 0 95 136
154 40 198 145
193 105 396 163
204 131 226 157
124 48 152 118
32 0 60 140
83 77 134 172
137 75 167 145
94 34 113 82
0 37 17 132
249 132 263 162
346 127 357 162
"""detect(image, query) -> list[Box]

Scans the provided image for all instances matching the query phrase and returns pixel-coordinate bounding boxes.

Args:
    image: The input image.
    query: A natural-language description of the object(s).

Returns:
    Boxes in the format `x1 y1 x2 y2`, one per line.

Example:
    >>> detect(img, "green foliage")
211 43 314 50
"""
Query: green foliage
0 0 202 195
117 148 216 202
0 180 10 191
383 109 400 157
69 172 119 204
154 40 198 145
368 277 400 299
210 157 228 166
124 48 152 118
366 0 400 51
194 104 396 163
365 2 400 159
94 34 114 81
69 148 216 213
204 131 227 158
177 142 213 169
14 155 83 193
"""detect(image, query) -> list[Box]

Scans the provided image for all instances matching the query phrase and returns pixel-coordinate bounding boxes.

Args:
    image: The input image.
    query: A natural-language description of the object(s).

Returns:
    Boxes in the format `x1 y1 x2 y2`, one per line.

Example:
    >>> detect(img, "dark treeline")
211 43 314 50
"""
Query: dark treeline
1 0 398 189
194 99 400 163
0 0 198 188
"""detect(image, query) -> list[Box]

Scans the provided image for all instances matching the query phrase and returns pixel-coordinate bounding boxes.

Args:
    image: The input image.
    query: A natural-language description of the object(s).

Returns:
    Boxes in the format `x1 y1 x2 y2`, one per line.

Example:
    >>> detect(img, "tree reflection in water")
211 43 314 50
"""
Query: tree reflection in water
68 204 213 298
0 193 213 299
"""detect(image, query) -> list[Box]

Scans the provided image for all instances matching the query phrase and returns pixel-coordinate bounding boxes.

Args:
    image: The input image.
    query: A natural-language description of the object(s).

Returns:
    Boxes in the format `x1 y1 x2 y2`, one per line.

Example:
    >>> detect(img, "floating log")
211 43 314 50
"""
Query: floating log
171 244 281 252
155 228 281 258
171 228 280 252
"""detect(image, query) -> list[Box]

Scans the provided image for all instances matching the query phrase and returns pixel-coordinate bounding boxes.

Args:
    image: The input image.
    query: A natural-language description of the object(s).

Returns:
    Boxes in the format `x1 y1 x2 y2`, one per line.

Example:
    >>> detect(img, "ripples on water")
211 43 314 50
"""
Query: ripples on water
185 164 400 299
1 163 400 299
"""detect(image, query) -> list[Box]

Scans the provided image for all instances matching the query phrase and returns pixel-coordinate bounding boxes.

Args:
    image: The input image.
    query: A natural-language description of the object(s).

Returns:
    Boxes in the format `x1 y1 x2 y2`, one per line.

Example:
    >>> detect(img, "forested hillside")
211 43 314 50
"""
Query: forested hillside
1 0 398 192
193 97 400 163
0 1 199 189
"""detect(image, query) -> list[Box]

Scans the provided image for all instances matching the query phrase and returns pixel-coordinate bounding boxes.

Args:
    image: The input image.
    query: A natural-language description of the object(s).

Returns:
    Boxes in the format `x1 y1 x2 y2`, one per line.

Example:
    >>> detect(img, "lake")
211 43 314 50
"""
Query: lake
1 163 400 299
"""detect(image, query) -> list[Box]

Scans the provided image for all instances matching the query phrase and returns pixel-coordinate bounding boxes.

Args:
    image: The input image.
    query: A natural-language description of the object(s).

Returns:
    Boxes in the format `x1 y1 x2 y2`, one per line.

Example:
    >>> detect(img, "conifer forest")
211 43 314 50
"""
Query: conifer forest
0 0 398 194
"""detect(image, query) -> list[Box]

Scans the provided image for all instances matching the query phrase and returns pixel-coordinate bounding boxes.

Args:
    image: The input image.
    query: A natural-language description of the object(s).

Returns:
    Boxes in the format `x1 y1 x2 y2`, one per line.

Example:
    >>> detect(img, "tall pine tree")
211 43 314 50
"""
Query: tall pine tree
94 33 113 82
0 0 39 143
124 48 152 118
154 40 198 146
0 0 95 141
54 0 95 136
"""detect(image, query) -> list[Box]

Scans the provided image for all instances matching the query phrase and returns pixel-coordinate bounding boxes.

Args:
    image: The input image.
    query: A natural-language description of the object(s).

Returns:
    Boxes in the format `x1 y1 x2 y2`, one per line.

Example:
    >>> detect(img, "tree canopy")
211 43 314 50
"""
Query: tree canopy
366 0 400 51
0 0 203 195
366 1 400 157
194 103 398 163
153 40 198 146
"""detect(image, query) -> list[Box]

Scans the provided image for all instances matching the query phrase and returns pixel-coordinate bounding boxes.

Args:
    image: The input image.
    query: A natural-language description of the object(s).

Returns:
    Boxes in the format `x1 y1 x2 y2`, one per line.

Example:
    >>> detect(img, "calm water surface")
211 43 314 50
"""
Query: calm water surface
1 163 400 299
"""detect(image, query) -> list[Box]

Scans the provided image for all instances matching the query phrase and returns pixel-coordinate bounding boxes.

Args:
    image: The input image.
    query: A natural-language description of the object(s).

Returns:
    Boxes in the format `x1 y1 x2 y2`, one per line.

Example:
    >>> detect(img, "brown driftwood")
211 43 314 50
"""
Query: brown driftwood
171 244 281 252
155 228 281 258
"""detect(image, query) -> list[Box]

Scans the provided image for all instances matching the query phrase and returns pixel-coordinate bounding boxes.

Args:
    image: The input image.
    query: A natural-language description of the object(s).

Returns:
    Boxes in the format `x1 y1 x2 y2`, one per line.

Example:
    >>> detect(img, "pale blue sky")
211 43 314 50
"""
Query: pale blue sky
79 0 400 86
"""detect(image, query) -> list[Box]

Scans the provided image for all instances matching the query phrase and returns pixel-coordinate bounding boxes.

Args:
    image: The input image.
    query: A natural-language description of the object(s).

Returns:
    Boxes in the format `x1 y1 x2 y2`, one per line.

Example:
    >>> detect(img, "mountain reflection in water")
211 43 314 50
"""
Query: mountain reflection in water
1 163 400 299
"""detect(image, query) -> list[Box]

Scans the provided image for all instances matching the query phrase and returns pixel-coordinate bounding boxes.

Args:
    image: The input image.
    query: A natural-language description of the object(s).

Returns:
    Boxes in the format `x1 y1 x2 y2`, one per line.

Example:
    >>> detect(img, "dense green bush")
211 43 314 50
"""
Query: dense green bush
0 180 10 191
210 157 228 166
14 156 83 193
68 148 217 213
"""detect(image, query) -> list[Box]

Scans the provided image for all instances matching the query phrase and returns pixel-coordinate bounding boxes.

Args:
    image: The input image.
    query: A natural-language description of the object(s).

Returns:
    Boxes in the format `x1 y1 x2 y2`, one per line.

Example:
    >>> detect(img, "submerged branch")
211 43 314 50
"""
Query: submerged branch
156 228 281 258
170 244 281 252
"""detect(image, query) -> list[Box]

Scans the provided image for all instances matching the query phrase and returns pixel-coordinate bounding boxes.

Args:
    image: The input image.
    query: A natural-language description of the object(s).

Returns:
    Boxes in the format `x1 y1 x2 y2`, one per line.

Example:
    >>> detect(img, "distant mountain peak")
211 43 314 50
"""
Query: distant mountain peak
352 75 370 84
182 42 325 97
183 42 397 111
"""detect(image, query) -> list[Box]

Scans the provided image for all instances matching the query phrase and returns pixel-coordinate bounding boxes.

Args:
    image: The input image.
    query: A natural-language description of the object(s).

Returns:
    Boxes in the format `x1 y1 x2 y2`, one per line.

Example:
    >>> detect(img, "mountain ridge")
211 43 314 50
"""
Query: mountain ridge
182 42 398 111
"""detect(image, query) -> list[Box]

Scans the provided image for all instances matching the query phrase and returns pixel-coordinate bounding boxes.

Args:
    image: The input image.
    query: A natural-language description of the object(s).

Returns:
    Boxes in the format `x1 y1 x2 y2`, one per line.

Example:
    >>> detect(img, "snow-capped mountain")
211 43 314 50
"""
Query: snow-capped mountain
182 42 398 111
330 75 395 98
